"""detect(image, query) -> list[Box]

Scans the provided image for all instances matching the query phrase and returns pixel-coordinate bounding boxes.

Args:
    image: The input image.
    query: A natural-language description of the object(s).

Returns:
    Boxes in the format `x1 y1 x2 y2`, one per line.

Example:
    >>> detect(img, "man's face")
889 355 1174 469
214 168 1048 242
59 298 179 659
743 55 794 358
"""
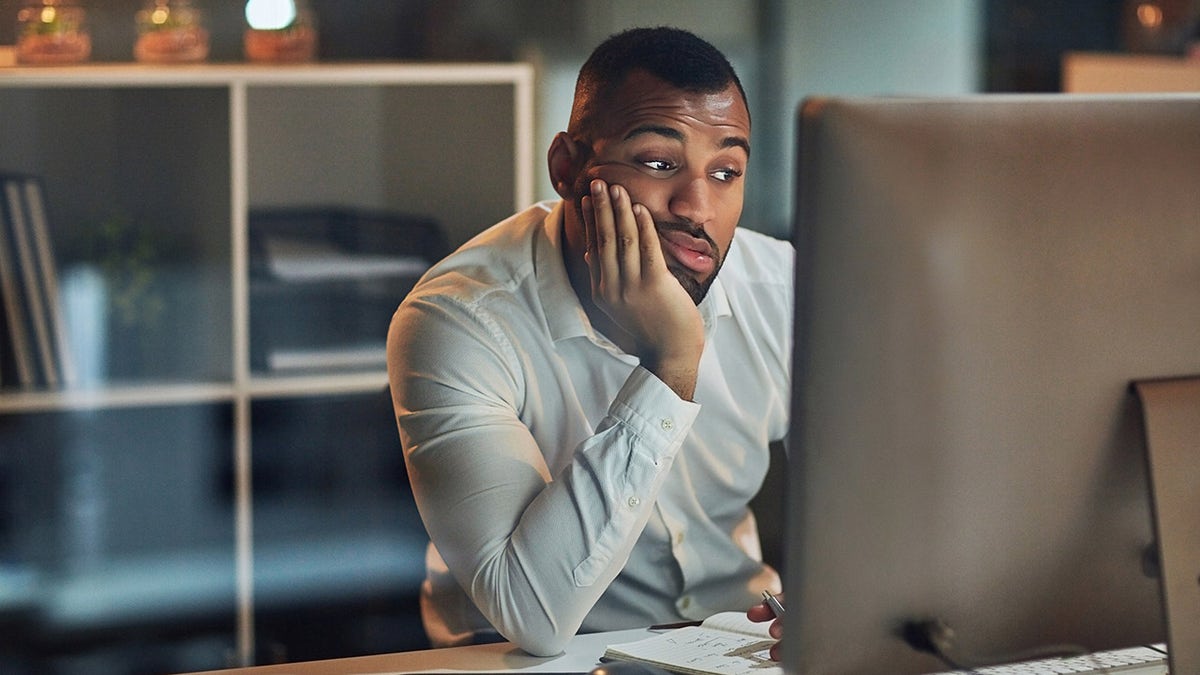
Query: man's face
571 70 751 304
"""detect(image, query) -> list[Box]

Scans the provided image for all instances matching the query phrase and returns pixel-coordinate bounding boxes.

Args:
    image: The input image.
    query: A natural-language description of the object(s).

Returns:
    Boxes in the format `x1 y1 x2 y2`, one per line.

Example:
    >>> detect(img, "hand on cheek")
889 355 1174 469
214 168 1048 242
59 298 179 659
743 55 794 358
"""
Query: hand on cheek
581 179 704 399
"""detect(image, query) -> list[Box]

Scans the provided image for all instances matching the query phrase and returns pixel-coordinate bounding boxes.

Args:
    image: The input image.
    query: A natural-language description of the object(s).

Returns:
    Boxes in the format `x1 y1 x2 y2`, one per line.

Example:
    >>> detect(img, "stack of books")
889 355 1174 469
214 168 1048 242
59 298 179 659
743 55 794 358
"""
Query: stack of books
0 172 74 389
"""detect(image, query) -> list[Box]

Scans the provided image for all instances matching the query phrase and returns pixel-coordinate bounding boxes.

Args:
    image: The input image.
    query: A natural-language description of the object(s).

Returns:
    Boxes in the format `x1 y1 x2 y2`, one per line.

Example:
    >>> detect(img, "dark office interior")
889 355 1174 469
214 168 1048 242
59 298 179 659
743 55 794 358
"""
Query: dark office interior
1 1 1198 674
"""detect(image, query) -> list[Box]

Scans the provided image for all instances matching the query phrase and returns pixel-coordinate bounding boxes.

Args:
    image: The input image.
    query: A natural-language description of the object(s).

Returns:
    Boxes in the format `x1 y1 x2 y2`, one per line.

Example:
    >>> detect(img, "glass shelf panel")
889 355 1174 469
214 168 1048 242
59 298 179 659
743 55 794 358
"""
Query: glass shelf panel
0 381 236 414
0 402 237 674
247 389 428 663
0 86 233 390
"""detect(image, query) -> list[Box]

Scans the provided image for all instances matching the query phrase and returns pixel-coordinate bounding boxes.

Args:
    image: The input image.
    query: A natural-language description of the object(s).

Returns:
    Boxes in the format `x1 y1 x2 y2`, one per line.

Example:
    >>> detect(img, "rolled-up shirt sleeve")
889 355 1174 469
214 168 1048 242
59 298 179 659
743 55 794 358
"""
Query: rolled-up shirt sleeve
388 289 699 656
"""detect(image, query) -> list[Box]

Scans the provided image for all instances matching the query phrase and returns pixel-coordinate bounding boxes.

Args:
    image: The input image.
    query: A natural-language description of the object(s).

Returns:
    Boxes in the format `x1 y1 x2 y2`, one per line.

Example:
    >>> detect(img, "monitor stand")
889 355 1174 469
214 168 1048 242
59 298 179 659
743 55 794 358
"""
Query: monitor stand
1132 375 1200 675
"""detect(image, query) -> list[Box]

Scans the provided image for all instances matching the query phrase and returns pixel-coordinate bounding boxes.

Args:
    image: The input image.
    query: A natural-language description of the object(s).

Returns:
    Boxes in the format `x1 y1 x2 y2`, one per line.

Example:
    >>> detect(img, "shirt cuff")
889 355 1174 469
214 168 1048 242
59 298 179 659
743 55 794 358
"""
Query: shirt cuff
608 366 701 457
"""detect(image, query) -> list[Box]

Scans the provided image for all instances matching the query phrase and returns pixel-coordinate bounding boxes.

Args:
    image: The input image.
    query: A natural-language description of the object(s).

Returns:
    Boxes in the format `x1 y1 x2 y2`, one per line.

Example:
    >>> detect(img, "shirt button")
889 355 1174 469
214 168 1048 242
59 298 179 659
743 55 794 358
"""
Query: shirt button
627 496 641 508
660 418 673 431
675 532 685 545
678 596 692 610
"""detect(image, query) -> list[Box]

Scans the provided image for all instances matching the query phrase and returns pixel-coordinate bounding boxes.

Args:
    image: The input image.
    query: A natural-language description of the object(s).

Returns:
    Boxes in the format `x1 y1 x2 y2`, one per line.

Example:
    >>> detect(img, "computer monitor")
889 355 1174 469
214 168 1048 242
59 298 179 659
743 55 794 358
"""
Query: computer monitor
783 94 1200 674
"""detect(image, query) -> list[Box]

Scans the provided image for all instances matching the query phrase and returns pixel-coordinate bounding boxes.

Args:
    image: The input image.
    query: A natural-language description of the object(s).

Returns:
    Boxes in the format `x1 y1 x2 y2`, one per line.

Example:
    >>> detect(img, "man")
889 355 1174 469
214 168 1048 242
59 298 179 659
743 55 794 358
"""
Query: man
387 26 792 658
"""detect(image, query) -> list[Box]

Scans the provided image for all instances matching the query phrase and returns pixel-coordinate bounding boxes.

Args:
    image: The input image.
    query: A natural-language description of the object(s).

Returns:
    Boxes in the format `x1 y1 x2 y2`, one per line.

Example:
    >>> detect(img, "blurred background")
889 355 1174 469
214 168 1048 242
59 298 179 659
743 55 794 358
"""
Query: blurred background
1 1 1198 674
5 0 1200 237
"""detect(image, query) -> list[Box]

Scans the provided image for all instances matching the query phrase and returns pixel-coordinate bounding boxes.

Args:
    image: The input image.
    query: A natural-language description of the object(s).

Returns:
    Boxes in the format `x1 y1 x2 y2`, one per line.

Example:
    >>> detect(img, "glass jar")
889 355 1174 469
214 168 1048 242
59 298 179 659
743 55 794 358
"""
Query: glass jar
16 0 92 65
243 0 317 63
134 0 210 63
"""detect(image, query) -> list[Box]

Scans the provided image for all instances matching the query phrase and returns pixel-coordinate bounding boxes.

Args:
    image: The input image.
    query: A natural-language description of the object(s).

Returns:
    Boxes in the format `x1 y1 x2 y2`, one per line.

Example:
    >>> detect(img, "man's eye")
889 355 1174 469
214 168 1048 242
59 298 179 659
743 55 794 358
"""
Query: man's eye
642 159 675 171
712 168 743 182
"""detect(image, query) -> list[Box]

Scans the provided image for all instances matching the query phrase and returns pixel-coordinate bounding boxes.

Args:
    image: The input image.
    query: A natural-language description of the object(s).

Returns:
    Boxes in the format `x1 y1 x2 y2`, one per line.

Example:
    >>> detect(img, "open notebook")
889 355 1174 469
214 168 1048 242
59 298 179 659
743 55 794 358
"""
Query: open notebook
602 612 781 675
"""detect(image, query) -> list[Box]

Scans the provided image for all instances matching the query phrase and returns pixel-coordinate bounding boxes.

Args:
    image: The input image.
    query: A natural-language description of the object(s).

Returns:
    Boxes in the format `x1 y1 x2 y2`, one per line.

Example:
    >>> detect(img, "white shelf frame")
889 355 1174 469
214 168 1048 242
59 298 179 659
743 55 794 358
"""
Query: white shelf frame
0 62 536 667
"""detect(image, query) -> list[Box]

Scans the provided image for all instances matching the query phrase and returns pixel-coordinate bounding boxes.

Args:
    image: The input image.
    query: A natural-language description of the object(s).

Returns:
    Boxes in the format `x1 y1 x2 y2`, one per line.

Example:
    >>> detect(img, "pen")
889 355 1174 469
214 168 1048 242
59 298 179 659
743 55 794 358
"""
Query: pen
761 590 786 618
649 620 703 631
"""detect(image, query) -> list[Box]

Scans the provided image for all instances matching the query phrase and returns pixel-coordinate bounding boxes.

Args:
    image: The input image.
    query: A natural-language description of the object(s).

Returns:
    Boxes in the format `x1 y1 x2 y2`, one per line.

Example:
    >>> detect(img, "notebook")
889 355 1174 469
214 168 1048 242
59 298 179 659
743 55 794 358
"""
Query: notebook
602 611 780 675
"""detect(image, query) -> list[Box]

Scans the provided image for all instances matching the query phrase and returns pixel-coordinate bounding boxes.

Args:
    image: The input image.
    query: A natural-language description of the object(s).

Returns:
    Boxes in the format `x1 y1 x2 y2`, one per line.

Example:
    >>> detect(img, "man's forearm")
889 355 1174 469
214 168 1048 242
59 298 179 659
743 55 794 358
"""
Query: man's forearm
644 350 700 401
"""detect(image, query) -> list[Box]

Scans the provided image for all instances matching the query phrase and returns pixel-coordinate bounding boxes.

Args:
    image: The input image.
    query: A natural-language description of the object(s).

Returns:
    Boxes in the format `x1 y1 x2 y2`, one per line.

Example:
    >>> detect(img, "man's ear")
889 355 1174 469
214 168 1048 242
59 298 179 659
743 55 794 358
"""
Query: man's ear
548 132 583 200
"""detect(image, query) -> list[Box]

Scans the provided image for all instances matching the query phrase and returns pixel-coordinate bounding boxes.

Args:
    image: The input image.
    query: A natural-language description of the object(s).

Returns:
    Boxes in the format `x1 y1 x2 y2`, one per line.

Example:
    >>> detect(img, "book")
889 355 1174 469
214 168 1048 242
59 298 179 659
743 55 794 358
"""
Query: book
3 177 57 386
21 176 75 386
0 178 36 387
602 611 782 675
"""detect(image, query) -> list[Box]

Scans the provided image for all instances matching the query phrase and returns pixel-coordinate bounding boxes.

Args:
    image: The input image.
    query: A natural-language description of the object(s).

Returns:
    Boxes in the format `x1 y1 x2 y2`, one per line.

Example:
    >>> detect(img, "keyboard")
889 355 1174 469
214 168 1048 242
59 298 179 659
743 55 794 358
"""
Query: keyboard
929 644 1168 674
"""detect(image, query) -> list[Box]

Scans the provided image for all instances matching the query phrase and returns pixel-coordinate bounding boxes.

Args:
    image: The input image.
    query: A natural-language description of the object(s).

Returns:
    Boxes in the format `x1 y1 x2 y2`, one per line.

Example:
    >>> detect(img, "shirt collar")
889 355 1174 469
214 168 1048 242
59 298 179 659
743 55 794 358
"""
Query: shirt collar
536 201 592 343
535 200 732 344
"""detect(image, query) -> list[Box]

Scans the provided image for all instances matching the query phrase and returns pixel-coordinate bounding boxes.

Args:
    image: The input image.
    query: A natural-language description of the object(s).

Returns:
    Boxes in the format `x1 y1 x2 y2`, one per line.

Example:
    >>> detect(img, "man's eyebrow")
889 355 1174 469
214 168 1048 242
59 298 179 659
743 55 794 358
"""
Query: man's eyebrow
622 125 751 158
721 135 751 158
623 124 683 142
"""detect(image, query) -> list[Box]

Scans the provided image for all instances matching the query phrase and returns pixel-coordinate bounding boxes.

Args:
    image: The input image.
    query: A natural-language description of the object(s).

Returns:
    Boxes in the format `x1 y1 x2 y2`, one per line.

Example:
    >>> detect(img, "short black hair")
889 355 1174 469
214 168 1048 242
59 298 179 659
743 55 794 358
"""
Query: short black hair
568 26 749 135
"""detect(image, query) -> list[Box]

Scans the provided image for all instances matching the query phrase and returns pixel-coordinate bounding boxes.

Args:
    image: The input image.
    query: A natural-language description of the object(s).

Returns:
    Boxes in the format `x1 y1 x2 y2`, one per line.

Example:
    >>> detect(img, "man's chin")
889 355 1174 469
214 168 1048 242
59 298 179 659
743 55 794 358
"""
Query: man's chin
672 268 711 306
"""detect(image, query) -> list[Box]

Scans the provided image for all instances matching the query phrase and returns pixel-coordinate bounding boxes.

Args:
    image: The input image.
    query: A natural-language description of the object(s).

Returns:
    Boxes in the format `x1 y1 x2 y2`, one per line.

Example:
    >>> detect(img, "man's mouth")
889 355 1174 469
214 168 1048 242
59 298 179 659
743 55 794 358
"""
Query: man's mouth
658 228 717 276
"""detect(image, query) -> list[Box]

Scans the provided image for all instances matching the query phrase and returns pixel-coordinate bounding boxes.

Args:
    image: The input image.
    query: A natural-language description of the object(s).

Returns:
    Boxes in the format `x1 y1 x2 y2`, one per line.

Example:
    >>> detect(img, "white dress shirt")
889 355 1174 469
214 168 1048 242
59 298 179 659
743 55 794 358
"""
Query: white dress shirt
388 201 793 656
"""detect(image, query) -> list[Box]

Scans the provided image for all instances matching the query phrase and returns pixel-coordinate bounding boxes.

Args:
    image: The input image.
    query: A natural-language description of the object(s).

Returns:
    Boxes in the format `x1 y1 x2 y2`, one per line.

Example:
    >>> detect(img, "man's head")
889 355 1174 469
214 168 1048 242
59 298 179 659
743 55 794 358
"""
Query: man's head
550 27 751 305
567 27 750 142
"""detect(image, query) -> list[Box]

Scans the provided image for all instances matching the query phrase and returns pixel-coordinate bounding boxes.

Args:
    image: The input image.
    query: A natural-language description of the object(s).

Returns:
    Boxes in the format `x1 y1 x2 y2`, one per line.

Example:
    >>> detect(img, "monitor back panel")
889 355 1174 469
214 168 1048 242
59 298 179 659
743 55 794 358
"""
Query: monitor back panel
785 94 1200 674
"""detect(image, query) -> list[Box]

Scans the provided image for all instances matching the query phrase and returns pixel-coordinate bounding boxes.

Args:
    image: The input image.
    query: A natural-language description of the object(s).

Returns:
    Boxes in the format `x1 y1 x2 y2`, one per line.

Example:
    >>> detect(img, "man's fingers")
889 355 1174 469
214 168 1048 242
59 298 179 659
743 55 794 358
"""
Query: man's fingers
608 184 642 284
631 202 664 276
581 193 600 290
590 180 619 287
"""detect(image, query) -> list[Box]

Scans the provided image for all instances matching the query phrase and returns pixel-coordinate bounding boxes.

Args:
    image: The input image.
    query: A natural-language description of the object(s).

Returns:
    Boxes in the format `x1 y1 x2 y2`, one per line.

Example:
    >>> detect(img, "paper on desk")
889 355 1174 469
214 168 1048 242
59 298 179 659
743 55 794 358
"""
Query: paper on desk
263 236 430 282
602 612 782 675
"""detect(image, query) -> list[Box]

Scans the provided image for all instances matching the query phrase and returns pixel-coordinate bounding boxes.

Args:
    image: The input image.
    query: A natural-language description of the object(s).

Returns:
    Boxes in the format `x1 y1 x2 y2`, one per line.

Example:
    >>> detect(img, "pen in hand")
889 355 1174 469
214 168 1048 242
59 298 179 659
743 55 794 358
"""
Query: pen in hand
761 590 786 618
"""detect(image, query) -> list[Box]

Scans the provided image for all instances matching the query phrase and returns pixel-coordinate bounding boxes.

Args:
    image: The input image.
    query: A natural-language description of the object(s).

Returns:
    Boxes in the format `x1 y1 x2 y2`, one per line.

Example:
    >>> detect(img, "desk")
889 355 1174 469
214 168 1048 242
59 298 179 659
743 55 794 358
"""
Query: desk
181 627 653 674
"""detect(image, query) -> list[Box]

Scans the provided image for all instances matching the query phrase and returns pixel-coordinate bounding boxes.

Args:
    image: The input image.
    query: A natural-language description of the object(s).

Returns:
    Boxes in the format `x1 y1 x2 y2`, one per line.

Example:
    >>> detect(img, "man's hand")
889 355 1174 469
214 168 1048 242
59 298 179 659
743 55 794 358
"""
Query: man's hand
581 179 705 400
747 593 785 661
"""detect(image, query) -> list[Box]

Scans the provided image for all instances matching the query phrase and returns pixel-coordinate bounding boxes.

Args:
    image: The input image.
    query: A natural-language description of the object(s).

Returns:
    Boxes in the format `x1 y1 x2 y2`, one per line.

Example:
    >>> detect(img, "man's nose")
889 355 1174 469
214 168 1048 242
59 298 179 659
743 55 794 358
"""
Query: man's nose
668 176 715 228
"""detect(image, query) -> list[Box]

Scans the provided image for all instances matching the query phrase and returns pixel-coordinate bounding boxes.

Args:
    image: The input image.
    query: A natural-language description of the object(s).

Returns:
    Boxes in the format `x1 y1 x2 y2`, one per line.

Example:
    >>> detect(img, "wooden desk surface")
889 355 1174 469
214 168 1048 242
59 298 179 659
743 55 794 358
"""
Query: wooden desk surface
180 627 654 674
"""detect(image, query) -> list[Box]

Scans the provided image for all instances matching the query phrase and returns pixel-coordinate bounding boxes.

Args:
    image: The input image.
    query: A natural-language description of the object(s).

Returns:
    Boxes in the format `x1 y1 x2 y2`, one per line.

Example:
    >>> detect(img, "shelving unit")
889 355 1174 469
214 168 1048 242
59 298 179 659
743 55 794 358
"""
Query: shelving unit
0 62 534 672
1063 52 1200 92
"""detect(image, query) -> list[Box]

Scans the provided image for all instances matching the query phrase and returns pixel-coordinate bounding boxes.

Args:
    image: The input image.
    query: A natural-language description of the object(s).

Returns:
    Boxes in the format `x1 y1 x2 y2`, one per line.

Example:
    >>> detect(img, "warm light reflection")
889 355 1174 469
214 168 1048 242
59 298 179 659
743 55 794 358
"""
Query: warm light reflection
40 5 57 23
1136 2 1164 29
150 6 169 24
245 0 297 30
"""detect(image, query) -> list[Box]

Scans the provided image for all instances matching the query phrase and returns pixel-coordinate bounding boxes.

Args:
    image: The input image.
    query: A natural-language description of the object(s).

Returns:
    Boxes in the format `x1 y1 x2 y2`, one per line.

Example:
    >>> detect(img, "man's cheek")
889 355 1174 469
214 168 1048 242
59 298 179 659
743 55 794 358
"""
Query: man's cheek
588 165 643 190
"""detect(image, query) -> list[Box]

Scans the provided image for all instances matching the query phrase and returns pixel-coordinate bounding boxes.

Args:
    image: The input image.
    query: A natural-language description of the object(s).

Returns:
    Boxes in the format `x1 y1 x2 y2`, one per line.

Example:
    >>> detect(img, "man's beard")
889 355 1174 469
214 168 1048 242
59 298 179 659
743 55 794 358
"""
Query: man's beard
669 257 718 305
658 220 722 305
571 183 723 306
